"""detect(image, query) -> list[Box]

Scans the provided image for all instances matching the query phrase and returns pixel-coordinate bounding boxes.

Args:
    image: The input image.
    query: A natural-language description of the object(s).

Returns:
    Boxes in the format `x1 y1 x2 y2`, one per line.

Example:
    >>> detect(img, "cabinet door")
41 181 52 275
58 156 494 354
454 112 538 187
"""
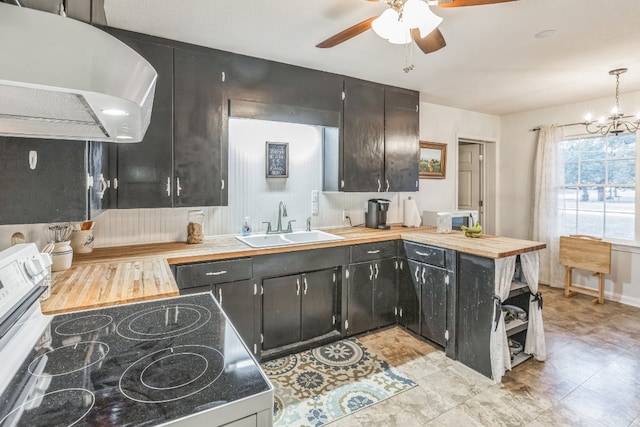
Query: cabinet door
399 259 420 334
216 279 255 351
373 258 397 329
0 137 87 224
114 36 174 208
262 275 301 350
174 48 224 207
347 262 375 335
421 264 448 346
342 78 384 192
301 269 337 341
384 87 419 192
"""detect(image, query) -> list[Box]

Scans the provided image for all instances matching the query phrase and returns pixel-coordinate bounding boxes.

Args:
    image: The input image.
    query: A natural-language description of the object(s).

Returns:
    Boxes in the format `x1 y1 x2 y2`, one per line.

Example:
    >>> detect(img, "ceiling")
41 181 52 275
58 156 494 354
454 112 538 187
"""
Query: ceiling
22 0 640 116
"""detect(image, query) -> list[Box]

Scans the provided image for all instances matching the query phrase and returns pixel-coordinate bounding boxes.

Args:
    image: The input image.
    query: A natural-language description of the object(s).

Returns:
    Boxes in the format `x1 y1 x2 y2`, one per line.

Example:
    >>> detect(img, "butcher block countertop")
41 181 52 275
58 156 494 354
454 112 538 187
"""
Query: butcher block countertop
40 225 545 315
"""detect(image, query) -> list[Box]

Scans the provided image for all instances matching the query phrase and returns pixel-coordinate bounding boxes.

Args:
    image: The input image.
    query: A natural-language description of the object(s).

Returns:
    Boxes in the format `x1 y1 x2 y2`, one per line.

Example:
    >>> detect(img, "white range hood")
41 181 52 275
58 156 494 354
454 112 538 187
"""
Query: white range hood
0 3 157 143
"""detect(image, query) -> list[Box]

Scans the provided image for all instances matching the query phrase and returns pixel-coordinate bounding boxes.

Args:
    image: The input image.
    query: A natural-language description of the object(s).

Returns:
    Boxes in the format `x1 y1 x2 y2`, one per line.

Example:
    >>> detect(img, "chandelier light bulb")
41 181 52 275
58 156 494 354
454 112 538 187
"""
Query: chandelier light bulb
584 113 593 122
611 105 619 115
598 116 606 124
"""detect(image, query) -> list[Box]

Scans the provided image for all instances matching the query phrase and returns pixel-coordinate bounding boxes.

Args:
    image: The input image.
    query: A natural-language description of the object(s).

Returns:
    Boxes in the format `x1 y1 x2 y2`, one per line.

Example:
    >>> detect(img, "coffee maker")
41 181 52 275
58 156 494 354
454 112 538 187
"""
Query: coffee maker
366 199 391 229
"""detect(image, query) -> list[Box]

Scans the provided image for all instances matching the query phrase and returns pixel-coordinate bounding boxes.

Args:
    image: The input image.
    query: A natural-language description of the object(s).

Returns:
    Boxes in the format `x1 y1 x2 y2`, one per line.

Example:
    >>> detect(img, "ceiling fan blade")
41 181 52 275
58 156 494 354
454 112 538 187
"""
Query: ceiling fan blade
316 16 378 48
411 28 446 54
438 0 516 7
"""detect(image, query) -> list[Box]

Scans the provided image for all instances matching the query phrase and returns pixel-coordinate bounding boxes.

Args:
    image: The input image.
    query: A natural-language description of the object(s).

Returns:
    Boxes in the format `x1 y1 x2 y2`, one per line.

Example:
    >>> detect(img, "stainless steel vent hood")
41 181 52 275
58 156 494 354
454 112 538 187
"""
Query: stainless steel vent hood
0 3 157 143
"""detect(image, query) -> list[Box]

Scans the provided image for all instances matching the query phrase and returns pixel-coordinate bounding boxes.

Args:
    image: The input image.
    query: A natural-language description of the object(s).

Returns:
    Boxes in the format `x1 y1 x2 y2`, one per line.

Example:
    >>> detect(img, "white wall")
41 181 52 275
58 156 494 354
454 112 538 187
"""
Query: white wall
500 89 640 307
414 102 501 233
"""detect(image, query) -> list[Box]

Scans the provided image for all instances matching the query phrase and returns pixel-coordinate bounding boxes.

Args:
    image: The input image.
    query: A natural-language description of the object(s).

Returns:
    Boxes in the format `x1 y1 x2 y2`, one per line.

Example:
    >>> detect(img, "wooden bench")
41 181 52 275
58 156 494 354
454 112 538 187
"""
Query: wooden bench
559 235 611 304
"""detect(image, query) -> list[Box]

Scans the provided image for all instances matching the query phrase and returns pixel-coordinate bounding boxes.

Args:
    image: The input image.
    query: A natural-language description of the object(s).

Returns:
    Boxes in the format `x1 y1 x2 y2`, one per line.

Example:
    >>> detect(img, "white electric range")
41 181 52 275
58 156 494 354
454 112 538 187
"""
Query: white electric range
0 243 273 427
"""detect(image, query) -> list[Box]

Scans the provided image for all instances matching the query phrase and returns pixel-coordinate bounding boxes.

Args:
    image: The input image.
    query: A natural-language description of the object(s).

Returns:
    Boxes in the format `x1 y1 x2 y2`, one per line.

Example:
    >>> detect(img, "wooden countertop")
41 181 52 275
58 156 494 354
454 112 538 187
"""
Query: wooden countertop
41 225 545 315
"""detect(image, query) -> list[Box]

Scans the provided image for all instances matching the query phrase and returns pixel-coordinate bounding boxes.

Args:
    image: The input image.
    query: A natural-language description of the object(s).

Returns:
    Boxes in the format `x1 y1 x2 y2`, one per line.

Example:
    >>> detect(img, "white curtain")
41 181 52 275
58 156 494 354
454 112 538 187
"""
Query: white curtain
490 255 516 383
532 125 565 287
522 251 546 361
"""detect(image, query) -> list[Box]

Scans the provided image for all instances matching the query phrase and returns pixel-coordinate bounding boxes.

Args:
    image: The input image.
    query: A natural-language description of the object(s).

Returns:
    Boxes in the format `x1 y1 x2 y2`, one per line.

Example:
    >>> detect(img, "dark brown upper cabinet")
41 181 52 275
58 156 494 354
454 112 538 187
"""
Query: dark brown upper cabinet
105 28 226 208
384 87 420 192
0 137 88 224
324 79 419 192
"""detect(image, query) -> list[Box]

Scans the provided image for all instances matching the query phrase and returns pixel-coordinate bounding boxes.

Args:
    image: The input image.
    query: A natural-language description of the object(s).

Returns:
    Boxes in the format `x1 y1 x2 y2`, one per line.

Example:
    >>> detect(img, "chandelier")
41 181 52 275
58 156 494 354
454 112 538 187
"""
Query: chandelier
584 68 640 136
371 0 442 45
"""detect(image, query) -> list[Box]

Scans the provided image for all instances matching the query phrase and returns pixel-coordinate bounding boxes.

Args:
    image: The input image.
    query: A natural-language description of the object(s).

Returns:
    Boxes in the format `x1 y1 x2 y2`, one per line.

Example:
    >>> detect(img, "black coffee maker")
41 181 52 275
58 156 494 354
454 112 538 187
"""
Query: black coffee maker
366 199 391 229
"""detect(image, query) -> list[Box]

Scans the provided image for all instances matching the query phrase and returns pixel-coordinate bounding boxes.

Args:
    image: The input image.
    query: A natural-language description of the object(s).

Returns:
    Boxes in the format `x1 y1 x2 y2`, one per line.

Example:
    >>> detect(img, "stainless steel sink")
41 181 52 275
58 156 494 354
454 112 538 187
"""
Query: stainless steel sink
236 230 345 248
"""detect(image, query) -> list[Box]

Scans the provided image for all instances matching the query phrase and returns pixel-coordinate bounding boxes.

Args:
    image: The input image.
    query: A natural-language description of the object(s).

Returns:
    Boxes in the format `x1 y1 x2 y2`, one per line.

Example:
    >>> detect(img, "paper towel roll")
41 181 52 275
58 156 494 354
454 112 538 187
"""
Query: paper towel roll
403 197 421 227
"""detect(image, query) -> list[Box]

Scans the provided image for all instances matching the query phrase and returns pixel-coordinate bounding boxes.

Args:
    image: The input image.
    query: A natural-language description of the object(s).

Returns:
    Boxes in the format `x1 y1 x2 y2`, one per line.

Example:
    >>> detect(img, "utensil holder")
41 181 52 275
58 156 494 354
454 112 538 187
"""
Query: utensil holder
51 241 73 272
70 229 94 253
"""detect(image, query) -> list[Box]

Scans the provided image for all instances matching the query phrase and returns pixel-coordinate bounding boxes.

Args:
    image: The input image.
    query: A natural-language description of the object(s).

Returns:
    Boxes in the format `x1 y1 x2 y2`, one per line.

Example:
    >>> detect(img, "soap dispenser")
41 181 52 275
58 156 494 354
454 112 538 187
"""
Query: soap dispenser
242 217 252 236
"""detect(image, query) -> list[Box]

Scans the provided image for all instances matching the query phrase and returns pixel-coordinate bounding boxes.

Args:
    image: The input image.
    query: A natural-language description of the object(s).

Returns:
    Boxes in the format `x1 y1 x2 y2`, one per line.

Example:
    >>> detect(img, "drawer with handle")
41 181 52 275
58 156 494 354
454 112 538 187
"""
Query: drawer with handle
175 258 253 289
403 241 447 268
350 240 397 263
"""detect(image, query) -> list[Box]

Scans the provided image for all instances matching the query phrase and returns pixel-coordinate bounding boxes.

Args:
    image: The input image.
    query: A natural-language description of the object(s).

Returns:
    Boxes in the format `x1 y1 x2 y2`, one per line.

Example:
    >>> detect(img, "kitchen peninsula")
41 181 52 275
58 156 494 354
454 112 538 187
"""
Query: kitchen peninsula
41 225 545 381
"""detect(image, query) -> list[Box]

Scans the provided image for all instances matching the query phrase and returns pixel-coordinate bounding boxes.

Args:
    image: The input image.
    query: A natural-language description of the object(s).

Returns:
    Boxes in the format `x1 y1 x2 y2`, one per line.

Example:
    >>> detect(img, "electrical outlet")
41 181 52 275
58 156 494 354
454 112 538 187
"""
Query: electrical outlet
312 202 319 215
311 190 319 202
342 209 349 221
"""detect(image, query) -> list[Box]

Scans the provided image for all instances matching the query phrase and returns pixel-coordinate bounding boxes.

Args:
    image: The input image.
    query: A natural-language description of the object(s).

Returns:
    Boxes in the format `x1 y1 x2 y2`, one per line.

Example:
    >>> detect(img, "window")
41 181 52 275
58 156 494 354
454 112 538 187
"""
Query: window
559 133 636 241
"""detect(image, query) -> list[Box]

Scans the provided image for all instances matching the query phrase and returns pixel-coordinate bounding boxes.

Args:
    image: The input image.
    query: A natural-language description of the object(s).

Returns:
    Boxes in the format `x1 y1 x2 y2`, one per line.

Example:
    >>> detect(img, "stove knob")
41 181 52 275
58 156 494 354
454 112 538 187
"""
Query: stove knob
24 257 44 278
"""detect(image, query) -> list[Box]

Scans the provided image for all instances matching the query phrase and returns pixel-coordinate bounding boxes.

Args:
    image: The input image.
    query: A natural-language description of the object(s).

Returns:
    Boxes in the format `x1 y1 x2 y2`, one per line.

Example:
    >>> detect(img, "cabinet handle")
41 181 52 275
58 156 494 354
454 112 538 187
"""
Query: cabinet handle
221 179 225 190
377 179 381 192
166 177 171 196
97 173 108 200
206 270 227 276
303 277 308 295
113 177 119 190
176 177 183 197
296 278 300 296
367 250 380 254
374 263 379 279
218 288 223 304
422 267 426 283
415 265 420 282
369 265 374 281
415 251 429 256
400 308 403 317
385 179 390 192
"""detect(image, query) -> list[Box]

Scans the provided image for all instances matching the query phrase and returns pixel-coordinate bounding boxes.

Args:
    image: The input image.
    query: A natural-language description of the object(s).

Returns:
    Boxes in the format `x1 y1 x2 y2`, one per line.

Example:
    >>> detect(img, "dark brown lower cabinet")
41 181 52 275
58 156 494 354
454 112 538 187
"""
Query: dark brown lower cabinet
176 275 257 354
397 258 420 334
347 258 397 336
262 268 337 351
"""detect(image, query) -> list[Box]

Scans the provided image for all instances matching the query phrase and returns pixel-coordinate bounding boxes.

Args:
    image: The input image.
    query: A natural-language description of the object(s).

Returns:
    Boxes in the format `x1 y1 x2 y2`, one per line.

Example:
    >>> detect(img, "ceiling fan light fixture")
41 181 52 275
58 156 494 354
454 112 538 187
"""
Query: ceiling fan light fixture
403 0 443 38
372 8 400 40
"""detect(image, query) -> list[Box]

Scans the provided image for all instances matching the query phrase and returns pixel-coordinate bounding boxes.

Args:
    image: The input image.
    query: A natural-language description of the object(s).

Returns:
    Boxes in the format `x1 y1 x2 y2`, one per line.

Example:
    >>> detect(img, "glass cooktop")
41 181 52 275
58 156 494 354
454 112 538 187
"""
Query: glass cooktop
0 293 271 426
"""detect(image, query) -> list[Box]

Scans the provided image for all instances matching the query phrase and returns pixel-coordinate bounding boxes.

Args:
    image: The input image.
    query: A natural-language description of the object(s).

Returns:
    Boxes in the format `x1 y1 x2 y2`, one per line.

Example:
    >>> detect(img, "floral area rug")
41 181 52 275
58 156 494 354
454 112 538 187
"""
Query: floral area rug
261 337 416 427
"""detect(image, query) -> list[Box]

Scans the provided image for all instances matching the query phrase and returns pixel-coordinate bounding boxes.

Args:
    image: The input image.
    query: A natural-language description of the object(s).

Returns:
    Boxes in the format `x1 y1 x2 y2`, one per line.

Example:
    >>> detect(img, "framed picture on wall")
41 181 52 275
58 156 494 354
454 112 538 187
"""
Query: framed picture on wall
265 142 289 178
419 141 447 179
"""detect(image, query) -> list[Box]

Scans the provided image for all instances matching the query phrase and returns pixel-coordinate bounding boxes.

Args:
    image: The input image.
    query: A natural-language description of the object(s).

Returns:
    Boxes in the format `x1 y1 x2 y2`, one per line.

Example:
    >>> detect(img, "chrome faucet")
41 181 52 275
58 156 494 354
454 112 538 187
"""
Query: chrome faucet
265 201 295 234
276 201 287 232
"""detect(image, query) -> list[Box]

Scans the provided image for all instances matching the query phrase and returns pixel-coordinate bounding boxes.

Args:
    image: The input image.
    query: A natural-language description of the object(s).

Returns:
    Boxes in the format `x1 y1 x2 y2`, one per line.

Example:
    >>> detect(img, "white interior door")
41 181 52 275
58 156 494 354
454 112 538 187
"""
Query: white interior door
458 142 483 223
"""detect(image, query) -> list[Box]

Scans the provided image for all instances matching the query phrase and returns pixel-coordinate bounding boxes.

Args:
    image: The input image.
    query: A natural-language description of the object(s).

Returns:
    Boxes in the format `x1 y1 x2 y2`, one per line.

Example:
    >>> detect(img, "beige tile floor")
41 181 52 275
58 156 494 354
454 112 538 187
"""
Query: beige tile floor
332 286 640 427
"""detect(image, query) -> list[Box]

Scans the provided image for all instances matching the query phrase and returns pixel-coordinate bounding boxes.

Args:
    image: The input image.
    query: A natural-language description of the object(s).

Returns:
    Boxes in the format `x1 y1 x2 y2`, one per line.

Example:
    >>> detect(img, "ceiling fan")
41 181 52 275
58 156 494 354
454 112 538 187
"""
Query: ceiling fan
317 0 517 55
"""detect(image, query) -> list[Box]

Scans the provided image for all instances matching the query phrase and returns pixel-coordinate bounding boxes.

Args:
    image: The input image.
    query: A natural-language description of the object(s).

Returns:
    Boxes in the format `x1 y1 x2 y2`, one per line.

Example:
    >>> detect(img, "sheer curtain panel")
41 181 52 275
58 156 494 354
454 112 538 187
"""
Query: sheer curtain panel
532 125 564 286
